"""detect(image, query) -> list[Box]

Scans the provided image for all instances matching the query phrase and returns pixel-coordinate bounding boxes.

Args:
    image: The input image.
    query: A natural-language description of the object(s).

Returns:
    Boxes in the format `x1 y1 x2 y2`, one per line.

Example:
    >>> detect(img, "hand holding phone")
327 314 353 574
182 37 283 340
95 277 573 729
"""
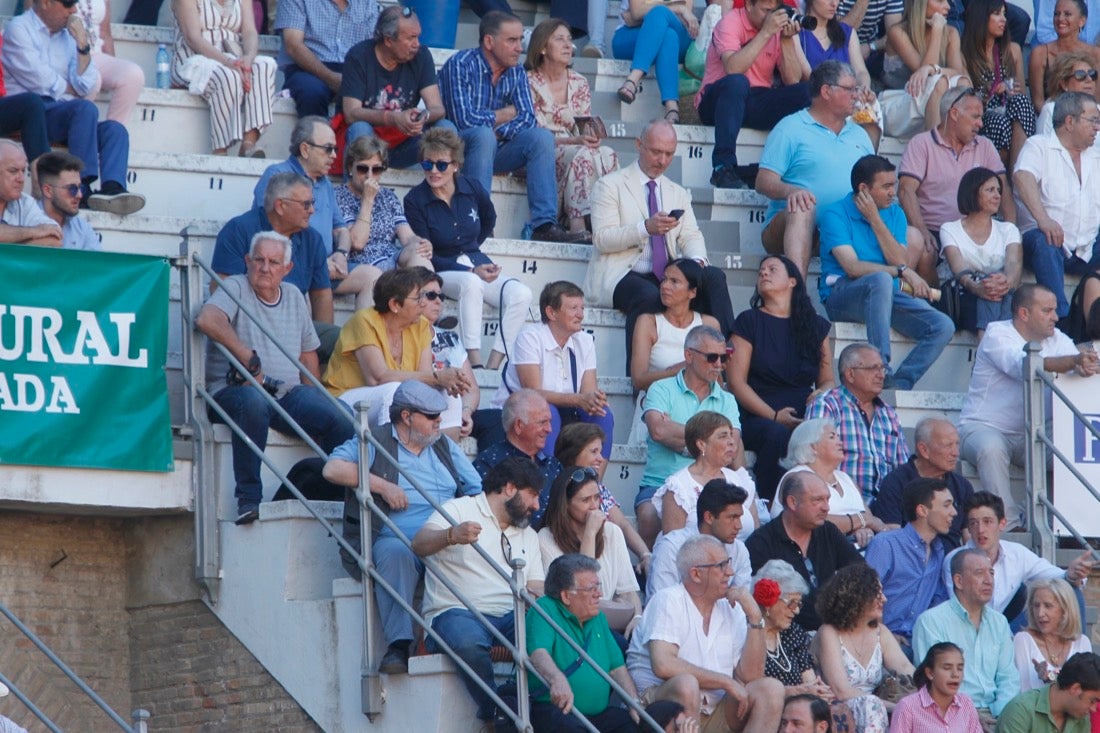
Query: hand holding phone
669 209 685 220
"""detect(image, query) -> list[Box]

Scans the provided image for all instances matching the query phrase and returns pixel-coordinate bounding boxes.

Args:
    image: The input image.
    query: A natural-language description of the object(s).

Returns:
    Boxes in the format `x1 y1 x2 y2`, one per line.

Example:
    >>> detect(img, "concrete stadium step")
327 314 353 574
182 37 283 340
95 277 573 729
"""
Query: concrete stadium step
833 321 979 394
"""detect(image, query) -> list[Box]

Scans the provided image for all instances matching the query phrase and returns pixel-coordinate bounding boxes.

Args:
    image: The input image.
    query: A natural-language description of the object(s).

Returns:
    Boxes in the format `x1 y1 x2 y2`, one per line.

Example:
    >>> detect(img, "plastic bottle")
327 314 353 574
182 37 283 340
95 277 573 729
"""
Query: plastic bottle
156 44 170 89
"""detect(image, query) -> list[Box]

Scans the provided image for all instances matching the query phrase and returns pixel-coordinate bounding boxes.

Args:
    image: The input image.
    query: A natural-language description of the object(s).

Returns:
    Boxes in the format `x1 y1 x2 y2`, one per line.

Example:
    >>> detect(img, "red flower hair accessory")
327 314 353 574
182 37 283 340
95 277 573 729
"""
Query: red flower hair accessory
753 578 781 608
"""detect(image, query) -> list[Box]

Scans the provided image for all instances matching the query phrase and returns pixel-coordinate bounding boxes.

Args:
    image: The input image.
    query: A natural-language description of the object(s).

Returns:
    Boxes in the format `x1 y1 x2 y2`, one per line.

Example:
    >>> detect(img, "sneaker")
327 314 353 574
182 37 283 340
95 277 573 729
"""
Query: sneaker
87 182 146 216
235 503 259 525
580 44 603 58
379 644 410 674
710 166 750 190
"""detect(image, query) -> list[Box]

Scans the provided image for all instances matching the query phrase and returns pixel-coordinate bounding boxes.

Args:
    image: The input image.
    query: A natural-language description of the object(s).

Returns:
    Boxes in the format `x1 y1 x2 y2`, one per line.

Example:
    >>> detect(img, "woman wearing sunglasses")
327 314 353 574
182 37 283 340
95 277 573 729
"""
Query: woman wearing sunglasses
1028 0 1100 112
333 135 434 309
403 127 533 371
652 410 760 540
1035 51 1100 136
538 466 643 639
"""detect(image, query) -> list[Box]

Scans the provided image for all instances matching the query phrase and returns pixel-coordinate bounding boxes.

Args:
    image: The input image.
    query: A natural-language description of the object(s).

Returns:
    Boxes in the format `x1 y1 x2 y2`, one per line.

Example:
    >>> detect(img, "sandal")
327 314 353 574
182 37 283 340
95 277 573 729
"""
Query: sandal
664 106 680 124
617 78 641 104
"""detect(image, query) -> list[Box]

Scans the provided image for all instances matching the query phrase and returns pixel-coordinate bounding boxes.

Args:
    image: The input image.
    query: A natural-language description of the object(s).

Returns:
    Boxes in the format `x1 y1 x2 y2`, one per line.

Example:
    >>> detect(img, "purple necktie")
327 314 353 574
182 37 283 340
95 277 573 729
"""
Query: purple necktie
647 179 667 280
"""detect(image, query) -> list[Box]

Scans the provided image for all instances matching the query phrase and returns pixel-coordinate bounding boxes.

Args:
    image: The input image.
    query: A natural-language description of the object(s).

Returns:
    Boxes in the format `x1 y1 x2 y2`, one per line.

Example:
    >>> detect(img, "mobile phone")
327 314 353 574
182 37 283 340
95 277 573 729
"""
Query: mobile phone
410 110 423 122
669 209 684 219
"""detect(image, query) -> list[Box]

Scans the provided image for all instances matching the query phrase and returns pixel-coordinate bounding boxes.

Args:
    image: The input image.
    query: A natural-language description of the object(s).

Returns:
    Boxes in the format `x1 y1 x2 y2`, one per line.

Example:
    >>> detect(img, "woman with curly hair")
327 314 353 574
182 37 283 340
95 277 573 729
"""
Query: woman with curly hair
727 255 833 502
961 0 1035 169
815 564 915 733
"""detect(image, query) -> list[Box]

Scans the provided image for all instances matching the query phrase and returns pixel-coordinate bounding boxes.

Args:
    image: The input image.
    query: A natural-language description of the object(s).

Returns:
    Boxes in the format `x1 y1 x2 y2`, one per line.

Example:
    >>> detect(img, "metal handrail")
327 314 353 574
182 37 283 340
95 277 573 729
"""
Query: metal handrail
179 246 662 731
0 602 149 732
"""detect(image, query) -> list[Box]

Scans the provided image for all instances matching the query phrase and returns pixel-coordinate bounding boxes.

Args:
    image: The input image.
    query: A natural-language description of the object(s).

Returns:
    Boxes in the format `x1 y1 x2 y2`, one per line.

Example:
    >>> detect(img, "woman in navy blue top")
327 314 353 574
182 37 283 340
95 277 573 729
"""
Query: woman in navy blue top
404 127 532 370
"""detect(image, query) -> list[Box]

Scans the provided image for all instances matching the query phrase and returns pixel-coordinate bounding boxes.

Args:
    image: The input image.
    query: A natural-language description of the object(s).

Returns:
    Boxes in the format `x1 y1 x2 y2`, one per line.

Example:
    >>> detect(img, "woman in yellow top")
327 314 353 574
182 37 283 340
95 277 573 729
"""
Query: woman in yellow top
323 267 471 424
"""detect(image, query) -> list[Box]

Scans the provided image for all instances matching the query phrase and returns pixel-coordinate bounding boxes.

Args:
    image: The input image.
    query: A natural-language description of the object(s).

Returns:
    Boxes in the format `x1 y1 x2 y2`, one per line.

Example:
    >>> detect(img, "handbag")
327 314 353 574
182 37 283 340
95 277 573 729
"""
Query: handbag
873 671 916 704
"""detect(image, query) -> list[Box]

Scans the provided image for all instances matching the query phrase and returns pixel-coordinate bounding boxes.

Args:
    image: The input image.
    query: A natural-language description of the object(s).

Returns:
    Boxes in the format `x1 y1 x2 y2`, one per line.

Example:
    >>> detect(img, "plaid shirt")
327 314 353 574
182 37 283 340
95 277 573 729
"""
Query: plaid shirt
438 48 537 142
274 0 379 66
806 385 909 502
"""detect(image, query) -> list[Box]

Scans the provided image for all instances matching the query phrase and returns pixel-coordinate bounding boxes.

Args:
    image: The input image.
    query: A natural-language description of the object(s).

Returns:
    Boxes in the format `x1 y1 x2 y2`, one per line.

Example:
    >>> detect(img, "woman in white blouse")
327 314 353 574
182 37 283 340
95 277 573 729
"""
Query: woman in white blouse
940 166 1022 338
1013 577 1092 691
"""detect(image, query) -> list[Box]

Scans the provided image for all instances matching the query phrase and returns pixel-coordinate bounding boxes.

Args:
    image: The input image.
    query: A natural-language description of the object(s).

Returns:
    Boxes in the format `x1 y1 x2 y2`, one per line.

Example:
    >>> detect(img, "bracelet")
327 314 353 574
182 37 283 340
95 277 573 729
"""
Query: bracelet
849 514 856 532
858 511 867 529
446 527 454 545
773 409 779 421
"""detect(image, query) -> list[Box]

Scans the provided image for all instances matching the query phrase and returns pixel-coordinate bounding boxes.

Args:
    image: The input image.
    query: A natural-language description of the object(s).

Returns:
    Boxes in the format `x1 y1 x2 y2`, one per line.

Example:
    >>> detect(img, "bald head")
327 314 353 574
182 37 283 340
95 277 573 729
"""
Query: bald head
0 140 28 204
636 119 678 179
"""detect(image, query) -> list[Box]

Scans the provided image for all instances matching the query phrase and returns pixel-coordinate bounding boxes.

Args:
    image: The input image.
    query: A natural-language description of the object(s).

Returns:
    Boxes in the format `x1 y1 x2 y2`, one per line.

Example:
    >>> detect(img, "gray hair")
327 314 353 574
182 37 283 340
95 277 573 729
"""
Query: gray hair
248 230 292 264
684 324 725 352
753 559 810 595
1053 91 1095 130
940 86 979 119
290 115 329 157
263 172 313 213
544 553 601 601
914 417 954 449
374 4 413 41
837 342 879 384
949 547 986 586
0 138 25 158
639 118 677 146
781 418 836 468
775 469 823 512
676 534 724 582
502 388 547 434
810 60 854 97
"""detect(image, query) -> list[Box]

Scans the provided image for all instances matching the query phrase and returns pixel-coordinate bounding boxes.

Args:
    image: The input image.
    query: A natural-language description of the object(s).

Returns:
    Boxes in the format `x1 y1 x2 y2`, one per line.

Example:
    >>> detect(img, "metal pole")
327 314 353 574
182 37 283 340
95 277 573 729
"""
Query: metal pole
356 404 384 719
1023 342 1055 561
509 558 533 733
131 709 150 733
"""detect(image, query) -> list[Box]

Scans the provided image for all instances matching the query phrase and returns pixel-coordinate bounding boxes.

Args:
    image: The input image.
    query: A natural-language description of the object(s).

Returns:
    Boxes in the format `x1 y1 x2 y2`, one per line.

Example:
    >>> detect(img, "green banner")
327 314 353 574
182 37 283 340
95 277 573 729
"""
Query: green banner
0 244 172 472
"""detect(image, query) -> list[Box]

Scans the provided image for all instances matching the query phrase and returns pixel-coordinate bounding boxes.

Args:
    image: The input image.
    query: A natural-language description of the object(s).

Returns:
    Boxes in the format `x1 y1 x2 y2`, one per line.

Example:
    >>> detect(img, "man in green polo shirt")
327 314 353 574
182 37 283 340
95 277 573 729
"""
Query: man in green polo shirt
997 652 1100 733
526 553 642 732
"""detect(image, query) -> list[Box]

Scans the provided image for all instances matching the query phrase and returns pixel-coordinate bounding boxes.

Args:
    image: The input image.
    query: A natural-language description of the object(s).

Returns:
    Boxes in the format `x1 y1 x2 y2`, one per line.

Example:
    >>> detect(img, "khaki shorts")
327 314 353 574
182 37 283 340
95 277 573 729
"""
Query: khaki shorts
638 686 733 733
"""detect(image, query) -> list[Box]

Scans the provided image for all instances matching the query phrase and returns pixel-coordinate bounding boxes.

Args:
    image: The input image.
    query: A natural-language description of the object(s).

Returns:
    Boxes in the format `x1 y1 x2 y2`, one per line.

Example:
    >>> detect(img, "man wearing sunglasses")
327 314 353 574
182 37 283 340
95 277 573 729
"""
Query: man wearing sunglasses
0 139 62 247
899 86 1016 259
35 150 99 251
340 6 454 169
2 0 145 216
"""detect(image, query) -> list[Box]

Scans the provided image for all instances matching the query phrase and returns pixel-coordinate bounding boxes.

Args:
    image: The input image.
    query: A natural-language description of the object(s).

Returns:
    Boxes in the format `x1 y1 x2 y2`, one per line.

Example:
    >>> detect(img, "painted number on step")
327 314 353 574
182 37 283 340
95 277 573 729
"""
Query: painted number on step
609 122 626 137
209 177 224 190
522 259 538 273
687 145 703 159
126 171 137 185
483 322 499 337
141 108 157 122
724 255 743 269
619 465 630 480
748 210 765 223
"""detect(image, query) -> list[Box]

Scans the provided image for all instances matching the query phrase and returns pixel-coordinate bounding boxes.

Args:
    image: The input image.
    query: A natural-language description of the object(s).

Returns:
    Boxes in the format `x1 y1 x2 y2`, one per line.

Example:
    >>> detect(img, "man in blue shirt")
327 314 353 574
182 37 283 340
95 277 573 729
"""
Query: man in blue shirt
323 381 482 675
865 477 954 654
818 154 953 390
35 151 100 251
438 11 587 244
913 548 1020 718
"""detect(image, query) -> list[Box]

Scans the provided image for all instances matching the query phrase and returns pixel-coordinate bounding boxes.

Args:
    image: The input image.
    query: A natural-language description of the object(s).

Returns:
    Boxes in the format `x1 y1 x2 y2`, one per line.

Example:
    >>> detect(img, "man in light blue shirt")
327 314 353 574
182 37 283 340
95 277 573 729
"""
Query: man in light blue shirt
36 151 101 251
866 477 953 652
913 548 1020 717
323 380 482 675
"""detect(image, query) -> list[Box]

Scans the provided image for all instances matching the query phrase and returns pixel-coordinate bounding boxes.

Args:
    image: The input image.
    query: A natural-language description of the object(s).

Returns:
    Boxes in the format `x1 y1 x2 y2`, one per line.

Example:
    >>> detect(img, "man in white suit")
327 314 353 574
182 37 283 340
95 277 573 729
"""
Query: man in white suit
585 119 735 365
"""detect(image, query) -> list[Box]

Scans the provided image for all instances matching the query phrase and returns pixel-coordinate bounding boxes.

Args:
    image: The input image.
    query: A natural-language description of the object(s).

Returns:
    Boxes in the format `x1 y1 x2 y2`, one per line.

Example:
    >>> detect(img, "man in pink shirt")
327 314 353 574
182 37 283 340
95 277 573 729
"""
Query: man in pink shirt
695 0 810 189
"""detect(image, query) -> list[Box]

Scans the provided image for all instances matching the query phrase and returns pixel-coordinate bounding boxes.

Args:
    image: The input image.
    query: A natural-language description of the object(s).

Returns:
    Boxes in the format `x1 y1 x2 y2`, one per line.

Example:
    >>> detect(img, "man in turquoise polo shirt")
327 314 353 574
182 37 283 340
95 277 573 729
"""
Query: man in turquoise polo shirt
818 154 953 390
527 553 641 733
636 324 742 546
997 652 1100 733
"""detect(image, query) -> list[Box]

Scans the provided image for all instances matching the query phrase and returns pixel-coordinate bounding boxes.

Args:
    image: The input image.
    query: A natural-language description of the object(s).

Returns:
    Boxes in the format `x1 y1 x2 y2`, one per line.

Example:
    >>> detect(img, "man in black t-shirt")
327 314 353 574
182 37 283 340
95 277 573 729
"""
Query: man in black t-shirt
340 6 454 168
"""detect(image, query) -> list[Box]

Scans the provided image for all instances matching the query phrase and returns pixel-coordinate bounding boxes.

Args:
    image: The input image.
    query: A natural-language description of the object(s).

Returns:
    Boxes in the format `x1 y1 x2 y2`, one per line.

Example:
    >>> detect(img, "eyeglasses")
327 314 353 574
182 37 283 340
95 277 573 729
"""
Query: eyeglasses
1077 114 1100 127
694 557 732 572
355 163 388 176
851 363 888 373
50 183 82 197
948 87 980 111
802 556 818 588
568 466 598 485
400 5 412 16
568 582 602 596
420 159 452 172
57 0 78 7
1071 69 1100 81
688 347 730 365
500 532 513 564
780 596 803 612
416 411 441 420
303 141 338 155
829 82 861 95
419 291 447 302
280 197 316 210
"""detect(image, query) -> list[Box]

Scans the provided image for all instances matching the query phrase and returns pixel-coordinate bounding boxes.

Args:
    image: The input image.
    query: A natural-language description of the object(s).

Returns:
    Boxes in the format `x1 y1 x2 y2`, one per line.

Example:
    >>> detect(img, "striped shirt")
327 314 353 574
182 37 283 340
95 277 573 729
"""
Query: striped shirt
836 0 903 44
438 48 537 142
890 686 982 733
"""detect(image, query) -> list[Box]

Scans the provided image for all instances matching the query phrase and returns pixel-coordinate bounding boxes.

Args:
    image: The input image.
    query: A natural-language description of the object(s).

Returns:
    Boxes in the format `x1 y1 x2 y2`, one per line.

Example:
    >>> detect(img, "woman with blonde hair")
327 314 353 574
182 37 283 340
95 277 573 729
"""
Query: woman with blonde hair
525 18 618 238
1035 50 1098 135
1013 577 1092 691
1028 0 1100 111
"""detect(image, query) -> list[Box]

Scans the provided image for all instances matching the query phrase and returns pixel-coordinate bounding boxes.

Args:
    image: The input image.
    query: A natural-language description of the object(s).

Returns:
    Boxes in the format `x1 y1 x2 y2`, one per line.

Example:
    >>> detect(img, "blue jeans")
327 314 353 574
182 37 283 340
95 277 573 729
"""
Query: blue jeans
547 405 614 463
283 62 343 118
347 118 457 169
611 6 691 103
697 76 811 170
373 536 425 645
824 271 955 390
0 93 48 160
428 608 516 721
42 98 129 186
1022 228 1100 317
210 384 354 506
457 125 557 229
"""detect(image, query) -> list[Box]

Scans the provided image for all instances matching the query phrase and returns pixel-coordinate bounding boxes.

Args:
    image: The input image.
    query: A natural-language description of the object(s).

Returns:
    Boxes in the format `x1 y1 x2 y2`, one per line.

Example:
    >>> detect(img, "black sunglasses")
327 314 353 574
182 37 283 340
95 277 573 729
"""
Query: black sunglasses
568 467 598 485
304 140 338 155
58 0 78 7
416 411 441 420
1071 69 1100 82
49 182 82 197
948 87 980 111
420 160 452 172
355 163 387 175
688 347 730 365
419 291 446 302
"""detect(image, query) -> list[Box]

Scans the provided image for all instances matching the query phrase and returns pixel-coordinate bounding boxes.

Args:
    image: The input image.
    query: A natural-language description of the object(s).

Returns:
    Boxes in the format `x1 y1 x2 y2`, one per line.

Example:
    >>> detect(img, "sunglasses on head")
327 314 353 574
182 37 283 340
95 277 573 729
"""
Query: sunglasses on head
948 87 980 111
355 163 387 175
420 160 452 172
1071 69 1100 81
567 466 599 485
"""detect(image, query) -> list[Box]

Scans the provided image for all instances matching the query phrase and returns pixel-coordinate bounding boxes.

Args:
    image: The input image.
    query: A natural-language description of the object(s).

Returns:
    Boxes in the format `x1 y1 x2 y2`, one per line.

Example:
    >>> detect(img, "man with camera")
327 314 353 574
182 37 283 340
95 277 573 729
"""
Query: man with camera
197 230 354 526
695 0 811 190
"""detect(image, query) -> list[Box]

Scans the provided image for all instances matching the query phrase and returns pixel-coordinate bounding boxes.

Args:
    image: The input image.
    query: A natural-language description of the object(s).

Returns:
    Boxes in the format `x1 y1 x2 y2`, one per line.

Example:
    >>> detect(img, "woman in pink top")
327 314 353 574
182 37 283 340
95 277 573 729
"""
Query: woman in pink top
890 642 982 733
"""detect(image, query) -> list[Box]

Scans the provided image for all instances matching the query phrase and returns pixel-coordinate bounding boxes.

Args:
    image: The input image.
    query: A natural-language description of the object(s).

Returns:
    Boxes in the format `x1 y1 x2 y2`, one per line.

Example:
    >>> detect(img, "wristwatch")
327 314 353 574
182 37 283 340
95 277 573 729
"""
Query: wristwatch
77 44 91 55
896 264 907 278
748 619 766 630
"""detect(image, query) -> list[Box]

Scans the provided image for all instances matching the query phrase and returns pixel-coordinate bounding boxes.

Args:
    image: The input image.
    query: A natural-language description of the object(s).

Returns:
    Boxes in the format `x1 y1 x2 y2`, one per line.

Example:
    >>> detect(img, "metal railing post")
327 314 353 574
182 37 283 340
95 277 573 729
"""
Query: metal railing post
131 709 151 733
1023 341 1055 561
509 558 533 733
356 404 384 719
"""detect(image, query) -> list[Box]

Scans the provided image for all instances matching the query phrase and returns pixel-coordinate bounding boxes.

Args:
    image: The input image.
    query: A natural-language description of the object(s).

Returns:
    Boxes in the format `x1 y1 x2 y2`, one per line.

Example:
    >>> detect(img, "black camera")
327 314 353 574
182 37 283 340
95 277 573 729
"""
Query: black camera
782 6 818 30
